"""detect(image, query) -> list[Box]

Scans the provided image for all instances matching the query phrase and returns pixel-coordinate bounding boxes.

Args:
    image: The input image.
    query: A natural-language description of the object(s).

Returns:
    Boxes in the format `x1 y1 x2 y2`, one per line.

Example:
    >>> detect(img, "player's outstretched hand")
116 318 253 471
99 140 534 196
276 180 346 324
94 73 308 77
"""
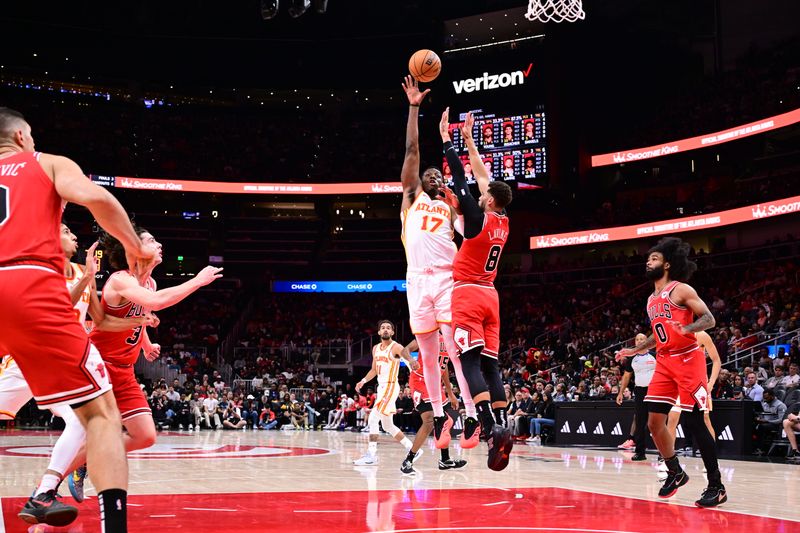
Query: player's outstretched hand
402 75 430 107
449 393 459 411
409 359 420 371
84 241 99 277
144 312 160 328
145 343 161 362
195 266 223 286
441 187 461 212
460 112 474 142
439 107 451 141
615 348 635 362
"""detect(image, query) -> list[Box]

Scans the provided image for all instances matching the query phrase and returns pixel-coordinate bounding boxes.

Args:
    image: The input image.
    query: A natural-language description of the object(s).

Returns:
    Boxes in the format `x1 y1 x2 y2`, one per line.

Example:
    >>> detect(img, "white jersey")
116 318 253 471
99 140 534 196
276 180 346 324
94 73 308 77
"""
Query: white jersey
374 341 400 386
65 262 91 326
401 191 457 271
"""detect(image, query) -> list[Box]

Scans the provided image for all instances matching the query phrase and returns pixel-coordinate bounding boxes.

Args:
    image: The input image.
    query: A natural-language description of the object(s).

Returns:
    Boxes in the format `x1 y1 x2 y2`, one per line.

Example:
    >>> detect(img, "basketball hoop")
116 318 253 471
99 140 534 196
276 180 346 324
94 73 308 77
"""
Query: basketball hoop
525 0 585 23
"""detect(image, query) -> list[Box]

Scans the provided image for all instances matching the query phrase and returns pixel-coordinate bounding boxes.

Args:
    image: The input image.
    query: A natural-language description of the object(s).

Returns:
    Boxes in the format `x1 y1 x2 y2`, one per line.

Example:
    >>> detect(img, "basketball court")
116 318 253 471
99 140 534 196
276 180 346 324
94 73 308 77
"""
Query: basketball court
0 429 797 532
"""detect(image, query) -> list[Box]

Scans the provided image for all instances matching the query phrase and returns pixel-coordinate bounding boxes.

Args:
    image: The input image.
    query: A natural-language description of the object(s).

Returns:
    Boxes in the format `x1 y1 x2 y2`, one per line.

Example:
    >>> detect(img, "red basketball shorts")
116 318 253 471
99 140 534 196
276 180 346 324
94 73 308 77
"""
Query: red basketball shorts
0 266 111 408
645 348 709 412
106 363 151 422
451 284 500 358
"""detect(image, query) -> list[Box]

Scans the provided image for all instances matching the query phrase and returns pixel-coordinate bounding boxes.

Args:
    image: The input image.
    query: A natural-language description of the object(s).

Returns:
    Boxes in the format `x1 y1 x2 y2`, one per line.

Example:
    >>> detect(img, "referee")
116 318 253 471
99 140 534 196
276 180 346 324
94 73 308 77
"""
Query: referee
616 333 657 461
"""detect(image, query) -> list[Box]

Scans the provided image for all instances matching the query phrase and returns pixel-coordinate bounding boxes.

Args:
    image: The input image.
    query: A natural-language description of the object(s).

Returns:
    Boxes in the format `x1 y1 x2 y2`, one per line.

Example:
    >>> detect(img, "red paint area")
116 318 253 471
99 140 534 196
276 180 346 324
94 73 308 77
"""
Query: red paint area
2 487 796 532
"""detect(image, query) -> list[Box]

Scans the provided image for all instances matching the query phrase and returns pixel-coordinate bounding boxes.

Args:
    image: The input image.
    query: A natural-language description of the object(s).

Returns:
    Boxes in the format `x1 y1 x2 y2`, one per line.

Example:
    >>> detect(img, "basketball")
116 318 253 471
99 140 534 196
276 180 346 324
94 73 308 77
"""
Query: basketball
408 49 441 83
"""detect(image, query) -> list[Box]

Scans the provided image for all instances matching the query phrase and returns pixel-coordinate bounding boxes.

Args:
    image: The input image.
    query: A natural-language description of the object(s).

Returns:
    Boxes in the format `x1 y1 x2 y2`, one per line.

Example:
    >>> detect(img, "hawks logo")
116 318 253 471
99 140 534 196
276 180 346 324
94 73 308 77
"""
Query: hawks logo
0 443 334 460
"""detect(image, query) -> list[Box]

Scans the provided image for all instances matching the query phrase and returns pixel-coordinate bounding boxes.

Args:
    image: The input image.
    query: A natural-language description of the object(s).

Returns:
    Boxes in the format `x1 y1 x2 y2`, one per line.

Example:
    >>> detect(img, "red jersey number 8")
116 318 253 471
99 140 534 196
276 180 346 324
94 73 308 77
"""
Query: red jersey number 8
484 245 502 272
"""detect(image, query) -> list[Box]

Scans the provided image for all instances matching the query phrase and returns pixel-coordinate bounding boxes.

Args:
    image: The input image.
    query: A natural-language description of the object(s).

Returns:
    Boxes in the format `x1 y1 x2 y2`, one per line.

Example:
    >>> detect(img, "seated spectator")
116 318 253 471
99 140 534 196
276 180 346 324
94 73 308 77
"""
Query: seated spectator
527 392 555 445
765 366 786 390
258 405 278 430
731 375 745 400
202 391 222 429
782 411 800 461
754 389 787 453
395 387 414 433
744 372 764 401
508 389 532 439
784 363 800 389
316 391 335 430
712 369 734 399
223 404 247 430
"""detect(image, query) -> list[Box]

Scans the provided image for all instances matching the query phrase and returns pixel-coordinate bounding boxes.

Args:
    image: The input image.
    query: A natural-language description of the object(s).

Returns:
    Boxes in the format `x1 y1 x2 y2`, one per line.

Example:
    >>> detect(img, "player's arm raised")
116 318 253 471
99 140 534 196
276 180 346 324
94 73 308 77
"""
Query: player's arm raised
68 241 99 306
696 330 721 392
671 283 716 334
111 266 222 311
460 112 490 197
41 154 152 266
400 76 430 212
440 107 483 240
89 281 149 332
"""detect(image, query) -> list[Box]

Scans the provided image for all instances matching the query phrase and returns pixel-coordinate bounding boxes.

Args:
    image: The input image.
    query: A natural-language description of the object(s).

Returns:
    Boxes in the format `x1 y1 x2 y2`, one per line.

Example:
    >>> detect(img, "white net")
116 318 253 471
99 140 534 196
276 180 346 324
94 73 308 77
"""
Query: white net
525 0 585 23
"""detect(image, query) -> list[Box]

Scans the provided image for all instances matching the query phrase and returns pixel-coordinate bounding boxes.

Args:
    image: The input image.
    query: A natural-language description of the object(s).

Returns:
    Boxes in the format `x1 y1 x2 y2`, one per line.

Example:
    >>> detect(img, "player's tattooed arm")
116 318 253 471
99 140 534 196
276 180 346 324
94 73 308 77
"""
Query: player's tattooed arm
672 283 716 334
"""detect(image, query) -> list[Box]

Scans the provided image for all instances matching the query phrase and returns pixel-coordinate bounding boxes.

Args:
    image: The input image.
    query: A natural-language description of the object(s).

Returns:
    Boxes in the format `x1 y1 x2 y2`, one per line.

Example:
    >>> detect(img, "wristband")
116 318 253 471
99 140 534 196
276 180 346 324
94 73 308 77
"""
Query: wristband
410 104 420 107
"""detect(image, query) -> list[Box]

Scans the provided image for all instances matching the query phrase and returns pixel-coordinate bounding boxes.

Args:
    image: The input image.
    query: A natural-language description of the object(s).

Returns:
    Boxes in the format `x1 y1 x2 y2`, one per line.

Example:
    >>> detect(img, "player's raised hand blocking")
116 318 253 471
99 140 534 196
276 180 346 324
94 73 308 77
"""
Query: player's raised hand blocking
402 75 430 107
439 107 451 142
460 112 475 142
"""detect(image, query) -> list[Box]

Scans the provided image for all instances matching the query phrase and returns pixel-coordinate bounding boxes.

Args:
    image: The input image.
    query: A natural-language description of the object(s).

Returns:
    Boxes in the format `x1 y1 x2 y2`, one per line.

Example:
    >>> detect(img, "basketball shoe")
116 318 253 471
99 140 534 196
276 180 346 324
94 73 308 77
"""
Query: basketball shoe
695 484 727 508
433 415 453 449
658 466 689 498
68 464 87 502
18 490 78 526
439 458 467 470
487 425 513 472
354 453 379 466
460 416 480 449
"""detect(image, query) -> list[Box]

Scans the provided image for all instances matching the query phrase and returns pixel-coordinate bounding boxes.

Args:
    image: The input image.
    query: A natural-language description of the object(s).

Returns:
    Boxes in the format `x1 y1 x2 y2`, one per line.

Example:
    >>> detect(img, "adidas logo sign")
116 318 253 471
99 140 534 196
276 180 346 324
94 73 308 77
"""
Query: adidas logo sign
611 423 622 436
717 425 734 441
560 421 571 434
593 422 605 435
676 424 685 439
576 422 587 434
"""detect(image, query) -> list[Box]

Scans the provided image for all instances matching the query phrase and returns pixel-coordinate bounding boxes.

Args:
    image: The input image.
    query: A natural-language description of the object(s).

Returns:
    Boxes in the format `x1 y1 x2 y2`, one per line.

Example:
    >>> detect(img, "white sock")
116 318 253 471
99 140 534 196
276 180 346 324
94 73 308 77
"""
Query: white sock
439 324 477 418
35 474 60 496
368 441 378 455
401 437 413 449
46 406 86 476
417 331 445 417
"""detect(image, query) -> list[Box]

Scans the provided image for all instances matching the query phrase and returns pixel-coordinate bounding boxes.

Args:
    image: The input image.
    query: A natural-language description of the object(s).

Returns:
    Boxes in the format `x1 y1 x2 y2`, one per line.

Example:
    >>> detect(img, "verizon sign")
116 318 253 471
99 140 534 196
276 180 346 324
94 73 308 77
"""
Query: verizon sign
531 195 800 250
453 63 533 94
591 108 800 167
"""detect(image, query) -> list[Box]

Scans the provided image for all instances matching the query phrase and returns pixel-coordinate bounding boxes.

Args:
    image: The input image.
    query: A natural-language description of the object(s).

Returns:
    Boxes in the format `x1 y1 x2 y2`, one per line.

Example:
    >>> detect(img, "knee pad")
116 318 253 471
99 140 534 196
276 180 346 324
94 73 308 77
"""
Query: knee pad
368 408 380 434
480 356 505 404
460 348 488 397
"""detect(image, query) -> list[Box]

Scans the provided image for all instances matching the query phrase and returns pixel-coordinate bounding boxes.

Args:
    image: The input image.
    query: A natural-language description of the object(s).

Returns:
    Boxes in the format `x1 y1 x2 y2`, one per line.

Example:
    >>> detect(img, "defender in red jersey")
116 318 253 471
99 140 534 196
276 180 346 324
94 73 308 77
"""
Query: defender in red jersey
0 107 153 531
440 109 514 472
616 237 726 508
91 225 222 454
401 335 468 475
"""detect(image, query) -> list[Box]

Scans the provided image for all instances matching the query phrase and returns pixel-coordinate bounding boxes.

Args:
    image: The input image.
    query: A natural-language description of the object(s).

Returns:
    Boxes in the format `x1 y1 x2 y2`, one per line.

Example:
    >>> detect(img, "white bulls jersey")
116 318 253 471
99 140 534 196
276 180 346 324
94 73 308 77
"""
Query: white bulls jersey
65 262 92 327
374 341 400 386
401 191 457 270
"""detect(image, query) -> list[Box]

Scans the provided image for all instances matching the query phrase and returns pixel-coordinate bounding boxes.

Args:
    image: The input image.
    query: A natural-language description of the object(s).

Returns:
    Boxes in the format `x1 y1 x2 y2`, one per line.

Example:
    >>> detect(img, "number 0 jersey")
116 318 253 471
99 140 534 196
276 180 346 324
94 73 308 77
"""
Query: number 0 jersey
646 280 699 357
90 271 155 365
401 191 457 271
453 212 509 286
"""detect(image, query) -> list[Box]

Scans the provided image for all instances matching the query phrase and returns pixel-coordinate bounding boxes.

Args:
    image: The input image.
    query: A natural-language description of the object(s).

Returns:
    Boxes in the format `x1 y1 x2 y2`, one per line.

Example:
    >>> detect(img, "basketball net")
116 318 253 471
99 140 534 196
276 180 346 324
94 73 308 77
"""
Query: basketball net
525 0 585 23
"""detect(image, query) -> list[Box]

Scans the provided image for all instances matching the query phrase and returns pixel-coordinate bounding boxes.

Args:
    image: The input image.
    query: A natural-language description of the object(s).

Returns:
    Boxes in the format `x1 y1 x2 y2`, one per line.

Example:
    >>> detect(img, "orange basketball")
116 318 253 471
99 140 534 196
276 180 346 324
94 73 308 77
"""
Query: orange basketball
408 49 441 83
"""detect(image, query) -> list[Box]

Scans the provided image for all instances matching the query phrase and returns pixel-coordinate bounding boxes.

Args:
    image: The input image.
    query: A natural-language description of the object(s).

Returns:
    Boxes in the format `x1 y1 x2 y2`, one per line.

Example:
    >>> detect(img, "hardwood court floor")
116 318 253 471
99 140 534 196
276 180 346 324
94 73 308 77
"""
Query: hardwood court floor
0 428 797 532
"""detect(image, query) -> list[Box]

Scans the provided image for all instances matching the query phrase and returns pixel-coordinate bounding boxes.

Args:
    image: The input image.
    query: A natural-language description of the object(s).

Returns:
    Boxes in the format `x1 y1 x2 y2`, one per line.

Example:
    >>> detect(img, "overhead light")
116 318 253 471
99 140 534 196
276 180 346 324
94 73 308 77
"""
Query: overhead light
288 0 310 18
260 0 279 20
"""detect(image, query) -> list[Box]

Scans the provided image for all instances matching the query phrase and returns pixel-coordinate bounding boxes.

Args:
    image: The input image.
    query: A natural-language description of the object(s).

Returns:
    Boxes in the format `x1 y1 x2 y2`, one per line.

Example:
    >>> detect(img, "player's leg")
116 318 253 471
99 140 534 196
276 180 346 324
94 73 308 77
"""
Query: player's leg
439 405 467 470
784 415 800 458
481 307 506 428
39 405 86 499
438 323 476 418
379 412 412 449
679 354 725 507
703 396 715 439
645 363 687 498
355 408 381 465
110 368 156 451
402 403 433 474
408 276 446 419
666 407 681 443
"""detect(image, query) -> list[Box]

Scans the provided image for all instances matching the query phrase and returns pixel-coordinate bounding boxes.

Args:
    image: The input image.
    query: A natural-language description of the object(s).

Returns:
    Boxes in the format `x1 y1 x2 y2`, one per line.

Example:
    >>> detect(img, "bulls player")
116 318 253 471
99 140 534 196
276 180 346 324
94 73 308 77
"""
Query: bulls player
353 320 418 466
400 76 478 450
400 334 468 475
2 224 148 526
88 226 222 456
0 107 154 532
440 109 514 471
616 237 726 507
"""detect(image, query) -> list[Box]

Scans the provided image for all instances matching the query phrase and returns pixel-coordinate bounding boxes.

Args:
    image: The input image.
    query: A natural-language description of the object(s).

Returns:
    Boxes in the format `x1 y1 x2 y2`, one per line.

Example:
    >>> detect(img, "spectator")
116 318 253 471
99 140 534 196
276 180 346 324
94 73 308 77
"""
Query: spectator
765 366 786 390
784 363 800 389
258 405 278 430
527 392 555 445
222 404 247 430
202 391 222 429
744 372 764 402
754 389 787 453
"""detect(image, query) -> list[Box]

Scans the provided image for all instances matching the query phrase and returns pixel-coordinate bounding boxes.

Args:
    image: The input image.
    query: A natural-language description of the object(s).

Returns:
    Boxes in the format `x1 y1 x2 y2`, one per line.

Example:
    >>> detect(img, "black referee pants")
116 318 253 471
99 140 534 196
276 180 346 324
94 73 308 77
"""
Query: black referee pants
633 386 649 455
